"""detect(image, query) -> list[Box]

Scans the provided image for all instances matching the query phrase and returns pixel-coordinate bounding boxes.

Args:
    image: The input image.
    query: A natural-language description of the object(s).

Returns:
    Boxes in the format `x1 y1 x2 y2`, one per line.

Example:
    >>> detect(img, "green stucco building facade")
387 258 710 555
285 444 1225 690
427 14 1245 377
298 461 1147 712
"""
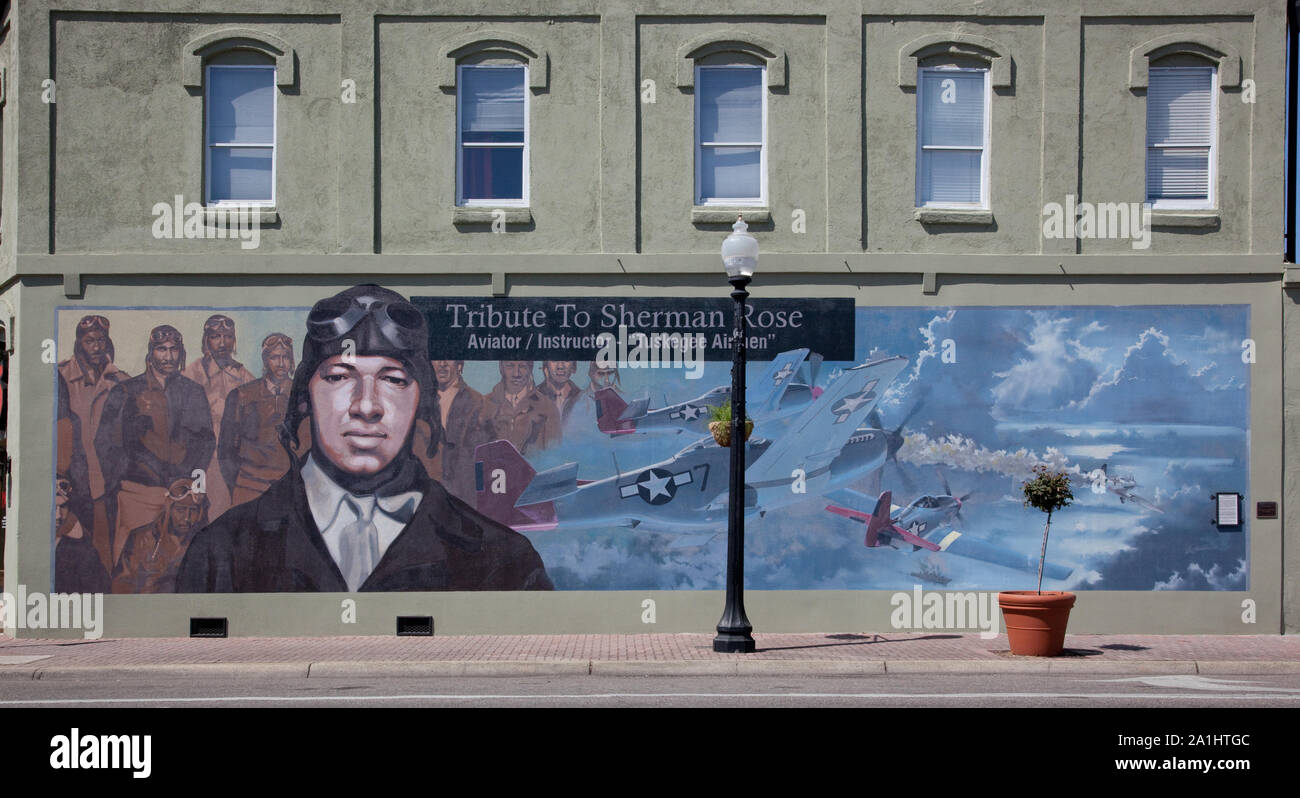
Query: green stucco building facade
0 0 1295 637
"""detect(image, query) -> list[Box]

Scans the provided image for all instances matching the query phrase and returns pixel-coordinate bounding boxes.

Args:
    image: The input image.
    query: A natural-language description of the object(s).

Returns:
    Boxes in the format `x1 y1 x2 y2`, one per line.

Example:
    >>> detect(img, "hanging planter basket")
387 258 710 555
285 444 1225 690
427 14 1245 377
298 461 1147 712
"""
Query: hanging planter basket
709 420 753 447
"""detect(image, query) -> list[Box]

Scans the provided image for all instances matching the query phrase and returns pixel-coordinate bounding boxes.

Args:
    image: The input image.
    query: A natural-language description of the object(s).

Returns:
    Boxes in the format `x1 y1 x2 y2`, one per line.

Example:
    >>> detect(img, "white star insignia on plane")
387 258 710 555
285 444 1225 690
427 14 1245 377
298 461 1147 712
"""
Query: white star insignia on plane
622 468 693 504
639 472 673 500
773 363 795 384
831 380 879 423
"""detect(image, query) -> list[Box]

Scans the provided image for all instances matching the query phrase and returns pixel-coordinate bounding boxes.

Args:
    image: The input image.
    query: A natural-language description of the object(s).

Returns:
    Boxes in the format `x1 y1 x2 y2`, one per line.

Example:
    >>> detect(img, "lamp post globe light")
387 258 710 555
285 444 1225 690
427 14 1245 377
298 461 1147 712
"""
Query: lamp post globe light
714 216 758 653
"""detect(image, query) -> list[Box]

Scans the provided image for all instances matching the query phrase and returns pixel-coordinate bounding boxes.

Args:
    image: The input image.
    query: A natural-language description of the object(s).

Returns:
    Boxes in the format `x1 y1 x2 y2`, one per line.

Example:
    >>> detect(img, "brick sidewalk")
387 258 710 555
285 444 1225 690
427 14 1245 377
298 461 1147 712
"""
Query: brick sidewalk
2 632 1298 670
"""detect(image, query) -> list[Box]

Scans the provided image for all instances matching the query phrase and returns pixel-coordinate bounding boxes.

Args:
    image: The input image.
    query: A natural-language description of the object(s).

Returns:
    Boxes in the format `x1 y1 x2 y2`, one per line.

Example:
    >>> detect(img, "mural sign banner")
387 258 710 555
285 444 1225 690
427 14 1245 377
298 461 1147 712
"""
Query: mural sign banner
410 297 856 361
50 286 1250 598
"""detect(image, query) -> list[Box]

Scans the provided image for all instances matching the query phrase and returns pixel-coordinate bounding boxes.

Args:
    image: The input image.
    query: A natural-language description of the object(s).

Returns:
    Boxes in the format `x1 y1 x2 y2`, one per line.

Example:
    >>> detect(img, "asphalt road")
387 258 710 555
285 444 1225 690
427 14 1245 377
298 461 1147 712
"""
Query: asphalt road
3 672 1299 707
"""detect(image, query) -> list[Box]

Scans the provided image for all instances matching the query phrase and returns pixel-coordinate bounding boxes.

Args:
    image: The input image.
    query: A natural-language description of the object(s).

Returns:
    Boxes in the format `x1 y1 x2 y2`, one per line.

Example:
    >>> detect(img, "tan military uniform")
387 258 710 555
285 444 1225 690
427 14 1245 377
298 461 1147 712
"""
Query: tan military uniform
217 376 292 507
480 381 561 456
183 356 255 519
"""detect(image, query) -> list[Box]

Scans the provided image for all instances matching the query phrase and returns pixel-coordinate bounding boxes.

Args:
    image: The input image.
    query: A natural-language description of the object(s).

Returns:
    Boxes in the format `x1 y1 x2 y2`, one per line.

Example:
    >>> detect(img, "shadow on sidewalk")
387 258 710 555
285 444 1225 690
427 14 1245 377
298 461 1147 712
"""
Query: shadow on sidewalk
755 633 963 653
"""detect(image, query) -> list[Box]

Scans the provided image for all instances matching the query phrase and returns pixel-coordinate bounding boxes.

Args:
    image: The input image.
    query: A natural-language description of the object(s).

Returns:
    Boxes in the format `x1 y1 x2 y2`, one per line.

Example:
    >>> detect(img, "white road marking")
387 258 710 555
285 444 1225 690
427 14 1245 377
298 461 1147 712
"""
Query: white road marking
1 692 1298 706
1092 675 1300 693
0 656 52 665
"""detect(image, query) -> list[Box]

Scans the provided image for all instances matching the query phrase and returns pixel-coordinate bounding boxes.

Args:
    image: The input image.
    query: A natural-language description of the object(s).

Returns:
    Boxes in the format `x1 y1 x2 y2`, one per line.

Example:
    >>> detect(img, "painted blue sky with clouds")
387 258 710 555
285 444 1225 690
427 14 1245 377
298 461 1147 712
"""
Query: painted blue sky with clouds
529 305 1250 592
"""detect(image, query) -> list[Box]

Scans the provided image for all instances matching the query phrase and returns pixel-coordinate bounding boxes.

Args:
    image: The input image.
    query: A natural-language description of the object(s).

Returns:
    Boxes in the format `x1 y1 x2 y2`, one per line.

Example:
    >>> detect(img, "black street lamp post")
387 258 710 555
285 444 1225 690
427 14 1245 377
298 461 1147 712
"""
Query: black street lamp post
714 216 758 654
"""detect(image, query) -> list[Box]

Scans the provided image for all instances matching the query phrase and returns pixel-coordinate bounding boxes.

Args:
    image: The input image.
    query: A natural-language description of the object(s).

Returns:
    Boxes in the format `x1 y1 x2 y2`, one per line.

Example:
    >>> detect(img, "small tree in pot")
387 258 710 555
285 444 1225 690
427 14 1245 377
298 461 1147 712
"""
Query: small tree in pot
1022 465 1073 595
998 465 1076 656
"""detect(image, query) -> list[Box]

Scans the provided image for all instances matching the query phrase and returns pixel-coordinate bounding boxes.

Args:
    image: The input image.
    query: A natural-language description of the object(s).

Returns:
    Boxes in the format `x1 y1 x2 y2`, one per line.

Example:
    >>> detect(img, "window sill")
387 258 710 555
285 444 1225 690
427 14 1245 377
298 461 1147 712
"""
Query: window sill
205 206 278 225
692 206 770 224
914 207 993 225
453 207 533 224
1148 210 1219 228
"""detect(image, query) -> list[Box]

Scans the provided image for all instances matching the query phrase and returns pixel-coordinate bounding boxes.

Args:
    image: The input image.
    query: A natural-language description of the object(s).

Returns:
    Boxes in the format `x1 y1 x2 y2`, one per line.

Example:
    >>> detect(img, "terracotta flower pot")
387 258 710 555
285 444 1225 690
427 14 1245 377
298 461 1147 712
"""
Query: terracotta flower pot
997 590 1076 656
709 420 753 447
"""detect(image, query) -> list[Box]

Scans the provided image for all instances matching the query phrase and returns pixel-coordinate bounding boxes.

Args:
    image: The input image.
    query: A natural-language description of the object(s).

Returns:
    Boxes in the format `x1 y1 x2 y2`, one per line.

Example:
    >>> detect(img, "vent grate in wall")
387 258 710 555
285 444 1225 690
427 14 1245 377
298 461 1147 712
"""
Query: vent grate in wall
189 617 229 638
396 616 434 636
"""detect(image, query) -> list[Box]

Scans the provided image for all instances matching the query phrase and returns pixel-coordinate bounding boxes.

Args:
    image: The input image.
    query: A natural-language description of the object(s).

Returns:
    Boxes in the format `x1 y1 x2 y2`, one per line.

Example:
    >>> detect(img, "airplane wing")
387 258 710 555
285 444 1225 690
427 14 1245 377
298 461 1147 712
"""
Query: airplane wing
929 530 1073 581
745 348 809 414
745 355 907 485
1126 493 1165 514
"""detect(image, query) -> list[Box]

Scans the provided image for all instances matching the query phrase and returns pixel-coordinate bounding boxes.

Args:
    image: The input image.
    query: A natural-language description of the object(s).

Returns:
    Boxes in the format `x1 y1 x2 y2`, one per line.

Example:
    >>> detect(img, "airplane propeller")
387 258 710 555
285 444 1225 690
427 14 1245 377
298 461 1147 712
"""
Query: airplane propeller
879 389 927 496
935 466 975 524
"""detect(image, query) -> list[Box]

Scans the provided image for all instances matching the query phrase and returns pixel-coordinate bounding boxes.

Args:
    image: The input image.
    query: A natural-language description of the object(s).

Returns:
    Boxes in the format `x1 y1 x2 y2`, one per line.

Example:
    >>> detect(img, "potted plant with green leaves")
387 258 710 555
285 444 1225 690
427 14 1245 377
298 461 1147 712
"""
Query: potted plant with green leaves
708 403 753 447
998 465 1076 656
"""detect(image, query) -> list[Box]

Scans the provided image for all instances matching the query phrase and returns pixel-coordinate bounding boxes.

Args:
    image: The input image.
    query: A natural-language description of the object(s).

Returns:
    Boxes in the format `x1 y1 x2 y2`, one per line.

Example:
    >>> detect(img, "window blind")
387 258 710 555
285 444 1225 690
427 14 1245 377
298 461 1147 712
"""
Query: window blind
917 69 986 206
1146 67 1214 201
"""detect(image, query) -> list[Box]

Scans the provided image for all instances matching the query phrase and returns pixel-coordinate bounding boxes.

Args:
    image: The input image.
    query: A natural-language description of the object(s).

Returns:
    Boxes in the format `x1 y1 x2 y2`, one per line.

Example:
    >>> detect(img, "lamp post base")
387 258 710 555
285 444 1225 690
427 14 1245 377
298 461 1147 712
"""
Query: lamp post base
713 629 756 653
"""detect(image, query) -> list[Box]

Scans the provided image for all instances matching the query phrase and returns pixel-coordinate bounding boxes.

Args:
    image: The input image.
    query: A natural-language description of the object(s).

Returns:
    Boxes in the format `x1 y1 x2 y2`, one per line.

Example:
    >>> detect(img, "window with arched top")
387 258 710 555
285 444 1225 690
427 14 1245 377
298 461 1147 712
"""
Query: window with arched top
677 31 786 210
457 58 529 206
1145 59 1217 209
695 54 767 206
915 59 990 210
182 29 296 207
205 52 277 206
900 34 1010 216
438 33 548 209
1131 35 1241 212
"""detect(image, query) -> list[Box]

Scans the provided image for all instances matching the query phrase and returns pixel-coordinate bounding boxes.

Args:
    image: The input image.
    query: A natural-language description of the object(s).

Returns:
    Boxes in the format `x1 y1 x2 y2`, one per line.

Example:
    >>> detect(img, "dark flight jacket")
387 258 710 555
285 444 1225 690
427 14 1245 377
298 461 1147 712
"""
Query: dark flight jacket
95 370 215 492
174 459 554 593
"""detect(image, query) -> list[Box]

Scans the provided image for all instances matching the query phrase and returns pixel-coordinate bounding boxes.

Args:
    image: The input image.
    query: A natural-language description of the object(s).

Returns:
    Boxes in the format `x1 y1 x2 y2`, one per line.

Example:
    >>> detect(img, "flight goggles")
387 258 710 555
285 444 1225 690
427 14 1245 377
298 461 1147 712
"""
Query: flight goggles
203 315 236 333
77 315 110 332
149 325 183 345
166 479 207 501
262 332 293 352
305 292 426 351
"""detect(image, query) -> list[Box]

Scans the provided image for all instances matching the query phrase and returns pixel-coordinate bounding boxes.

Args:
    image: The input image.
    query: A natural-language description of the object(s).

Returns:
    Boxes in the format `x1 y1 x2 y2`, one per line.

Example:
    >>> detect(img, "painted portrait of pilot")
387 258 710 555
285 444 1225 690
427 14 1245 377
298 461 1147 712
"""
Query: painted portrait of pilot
176 284 553 592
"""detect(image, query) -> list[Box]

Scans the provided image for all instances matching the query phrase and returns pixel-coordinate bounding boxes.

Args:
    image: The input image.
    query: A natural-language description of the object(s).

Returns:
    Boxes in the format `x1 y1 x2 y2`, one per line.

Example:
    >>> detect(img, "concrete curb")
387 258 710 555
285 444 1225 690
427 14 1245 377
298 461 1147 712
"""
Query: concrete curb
26 663 311 680
592 660 889 676
1047 660 1200 674
886 659 1051 673
307 660 591 677
2 658 1298 678
1195 660 1300 674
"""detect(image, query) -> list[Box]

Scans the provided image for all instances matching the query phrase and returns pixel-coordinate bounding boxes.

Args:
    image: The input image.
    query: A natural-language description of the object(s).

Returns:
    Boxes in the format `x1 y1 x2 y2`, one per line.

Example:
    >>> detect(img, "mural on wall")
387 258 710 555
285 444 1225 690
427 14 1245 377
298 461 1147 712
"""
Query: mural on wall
51 286 1250 594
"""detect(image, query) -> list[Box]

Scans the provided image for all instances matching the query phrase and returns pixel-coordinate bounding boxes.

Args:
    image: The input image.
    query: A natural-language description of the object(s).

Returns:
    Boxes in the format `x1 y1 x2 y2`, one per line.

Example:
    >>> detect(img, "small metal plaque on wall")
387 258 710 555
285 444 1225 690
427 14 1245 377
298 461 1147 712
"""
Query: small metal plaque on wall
1213 492 1242 530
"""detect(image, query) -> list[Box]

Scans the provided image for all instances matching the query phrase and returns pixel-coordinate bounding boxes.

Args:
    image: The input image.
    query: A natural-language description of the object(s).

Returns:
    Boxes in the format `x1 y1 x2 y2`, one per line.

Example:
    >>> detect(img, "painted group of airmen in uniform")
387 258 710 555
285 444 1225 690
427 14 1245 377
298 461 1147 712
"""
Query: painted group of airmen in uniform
418 357 620 502
53 290 623 594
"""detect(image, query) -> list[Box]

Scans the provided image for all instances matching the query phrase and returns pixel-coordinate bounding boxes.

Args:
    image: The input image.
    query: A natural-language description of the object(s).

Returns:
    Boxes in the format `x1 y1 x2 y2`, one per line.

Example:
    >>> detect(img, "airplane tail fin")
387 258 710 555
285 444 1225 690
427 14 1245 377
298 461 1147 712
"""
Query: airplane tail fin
865 490 892 548
595 387 638 434
474 440 557 531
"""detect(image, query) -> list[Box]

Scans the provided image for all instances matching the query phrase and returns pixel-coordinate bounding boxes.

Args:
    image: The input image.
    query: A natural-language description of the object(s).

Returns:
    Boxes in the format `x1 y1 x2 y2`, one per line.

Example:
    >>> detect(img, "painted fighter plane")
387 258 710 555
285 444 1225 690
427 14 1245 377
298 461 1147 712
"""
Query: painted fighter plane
594 348 823 436
1096 463 1164 513
823 486 1072 580
474 355 907 533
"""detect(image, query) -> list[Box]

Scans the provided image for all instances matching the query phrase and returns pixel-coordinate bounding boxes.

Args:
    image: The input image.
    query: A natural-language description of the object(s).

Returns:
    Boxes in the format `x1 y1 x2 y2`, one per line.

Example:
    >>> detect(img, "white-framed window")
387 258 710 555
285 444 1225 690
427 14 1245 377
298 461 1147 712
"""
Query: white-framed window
695 64 767 206
205 63 276 206
916 66 990 208
1146 65 1217 209
457 63 529 206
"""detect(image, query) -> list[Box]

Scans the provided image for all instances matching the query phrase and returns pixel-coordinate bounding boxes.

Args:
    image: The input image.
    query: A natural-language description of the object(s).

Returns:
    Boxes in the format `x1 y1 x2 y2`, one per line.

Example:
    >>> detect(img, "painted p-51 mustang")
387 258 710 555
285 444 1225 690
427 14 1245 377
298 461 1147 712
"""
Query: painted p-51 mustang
823 487 1073 580
1097 463 1164 513
474 355 907 533
594 348 823 436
